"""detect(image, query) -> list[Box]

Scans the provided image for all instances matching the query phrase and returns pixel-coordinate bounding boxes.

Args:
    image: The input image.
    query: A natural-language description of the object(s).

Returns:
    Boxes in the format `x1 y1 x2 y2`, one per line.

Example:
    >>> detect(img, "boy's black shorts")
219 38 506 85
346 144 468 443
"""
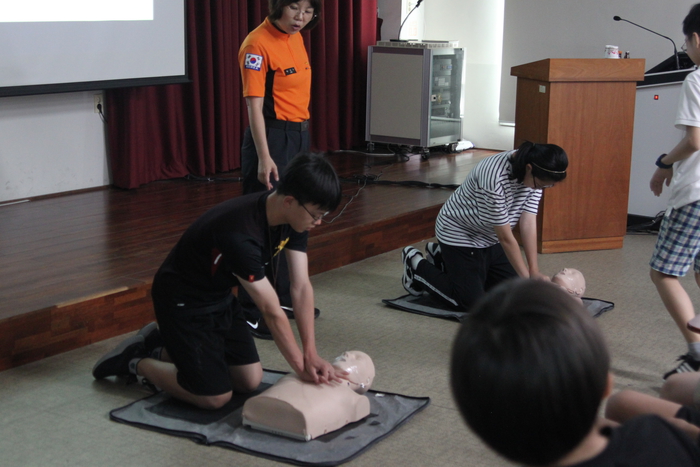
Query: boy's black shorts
154 295 260 396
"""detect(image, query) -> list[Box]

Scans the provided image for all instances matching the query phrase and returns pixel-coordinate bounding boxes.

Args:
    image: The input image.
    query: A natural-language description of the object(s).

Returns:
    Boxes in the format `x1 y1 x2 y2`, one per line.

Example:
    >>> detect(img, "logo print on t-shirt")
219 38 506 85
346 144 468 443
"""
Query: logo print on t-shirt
273 238 289 257
245 53 263 71
284 67 297 75
211 248 223 276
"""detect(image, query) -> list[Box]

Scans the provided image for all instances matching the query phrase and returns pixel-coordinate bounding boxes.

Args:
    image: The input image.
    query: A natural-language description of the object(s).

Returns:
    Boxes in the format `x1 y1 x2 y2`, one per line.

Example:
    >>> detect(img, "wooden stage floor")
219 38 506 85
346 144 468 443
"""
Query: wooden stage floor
0 149 493 370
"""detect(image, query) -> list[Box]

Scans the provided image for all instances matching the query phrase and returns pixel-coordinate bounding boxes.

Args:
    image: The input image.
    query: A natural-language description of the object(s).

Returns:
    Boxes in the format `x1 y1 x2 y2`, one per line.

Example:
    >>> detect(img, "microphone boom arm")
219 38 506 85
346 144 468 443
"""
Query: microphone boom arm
397 0 423 41
613 16 679 70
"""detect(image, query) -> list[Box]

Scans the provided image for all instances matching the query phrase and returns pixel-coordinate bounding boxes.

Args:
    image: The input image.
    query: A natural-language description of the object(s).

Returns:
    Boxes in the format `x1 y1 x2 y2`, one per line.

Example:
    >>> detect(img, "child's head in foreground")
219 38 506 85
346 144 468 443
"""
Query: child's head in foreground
684 4 700 68
450 279 610 466
684 3 700 40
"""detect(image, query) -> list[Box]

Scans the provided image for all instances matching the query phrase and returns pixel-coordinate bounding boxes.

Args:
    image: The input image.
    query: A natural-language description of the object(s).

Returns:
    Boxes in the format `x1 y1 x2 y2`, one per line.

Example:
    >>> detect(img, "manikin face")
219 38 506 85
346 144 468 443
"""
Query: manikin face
274 1 315 35
551 268 586 298
333 351 375 395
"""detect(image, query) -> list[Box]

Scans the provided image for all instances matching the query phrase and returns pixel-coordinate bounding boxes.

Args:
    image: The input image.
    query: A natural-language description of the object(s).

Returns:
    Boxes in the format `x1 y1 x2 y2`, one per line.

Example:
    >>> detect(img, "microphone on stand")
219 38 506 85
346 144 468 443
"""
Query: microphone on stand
395 0 423 42
613 15 679 70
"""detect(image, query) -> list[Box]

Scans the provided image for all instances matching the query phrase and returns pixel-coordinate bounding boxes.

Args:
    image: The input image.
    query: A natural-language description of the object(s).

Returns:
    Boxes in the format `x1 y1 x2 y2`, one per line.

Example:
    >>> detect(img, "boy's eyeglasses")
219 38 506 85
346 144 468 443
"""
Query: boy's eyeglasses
301 203 328 222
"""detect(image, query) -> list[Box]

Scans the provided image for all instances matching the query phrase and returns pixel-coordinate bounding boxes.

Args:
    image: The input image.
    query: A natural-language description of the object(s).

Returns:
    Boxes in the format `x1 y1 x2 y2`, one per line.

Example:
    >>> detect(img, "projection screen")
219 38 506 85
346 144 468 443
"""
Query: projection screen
0 0 187 97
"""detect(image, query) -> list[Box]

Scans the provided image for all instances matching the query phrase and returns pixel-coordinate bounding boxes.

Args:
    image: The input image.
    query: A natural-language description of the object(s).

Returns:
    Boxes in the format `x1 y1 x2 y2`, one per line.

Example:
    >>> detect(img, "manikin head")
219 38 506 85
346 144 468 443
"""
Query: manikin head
552 268 586 300
333 351 375 395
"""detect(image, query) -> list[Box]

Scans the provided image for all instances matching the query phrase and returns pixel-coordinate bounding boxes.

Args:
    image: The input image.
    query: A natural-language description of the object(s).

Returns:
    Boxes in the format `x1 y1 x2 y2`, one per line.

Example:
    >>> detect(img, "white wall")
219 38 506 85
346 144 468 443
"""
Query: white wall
385 0 695 151
500 0 693 125
422 0 512 151
378 0 423 41
378 0 512 150
377 0 400 41
0 91 108 203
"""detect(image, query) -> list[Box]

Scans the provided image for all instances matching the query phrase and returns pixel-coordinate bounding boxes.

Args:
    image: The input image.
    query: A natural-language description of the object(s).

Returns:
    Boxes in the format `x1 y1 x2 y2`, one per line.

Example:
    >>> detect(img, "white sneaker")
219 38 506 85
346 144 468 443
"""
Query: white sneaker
425 242 444 272
402 246 424 296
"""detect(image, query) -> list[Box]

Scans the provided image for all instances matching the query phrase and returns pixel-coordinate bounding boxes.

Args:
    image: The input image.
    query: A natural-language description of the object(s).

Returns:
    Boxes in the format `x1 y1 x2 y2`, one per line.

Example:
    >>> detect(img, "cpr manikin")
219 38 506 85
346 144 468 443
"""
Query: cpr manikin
551 268 586 304
242 351 375 441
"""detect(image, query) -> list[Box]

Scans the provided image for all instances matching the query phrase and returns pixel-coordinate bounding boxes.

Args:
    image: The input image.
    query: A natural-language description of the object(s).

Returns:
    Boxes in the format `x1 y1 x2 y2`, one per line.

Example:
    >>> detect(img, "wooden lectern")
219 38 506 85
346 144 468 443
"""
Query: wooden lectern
511 58 645 253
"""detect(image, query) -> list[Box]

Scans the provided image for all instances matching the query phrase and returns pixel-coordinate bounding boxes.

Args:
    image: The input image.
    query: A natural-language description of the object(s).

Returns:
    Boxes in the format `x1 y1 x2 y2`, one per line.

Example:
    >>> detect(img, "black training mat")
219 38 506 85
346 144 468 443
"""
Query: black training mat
382 294 468 321
383 294 614 321
110 370 430 467
583 297 615 318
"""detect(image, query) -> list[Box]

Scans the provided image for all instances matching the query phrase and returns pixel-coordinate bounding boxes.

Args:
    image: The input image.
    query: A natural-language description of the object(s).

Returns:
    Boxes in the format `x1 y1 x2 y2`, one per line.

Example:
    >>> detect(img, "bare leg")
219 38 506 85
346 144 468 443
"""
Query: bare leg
136 357 263 410
229 362 264 393
650 269 700 344
606 389 700 442
160 347 173 363
137 358 232 410
661 372 700 407
606 390 682 422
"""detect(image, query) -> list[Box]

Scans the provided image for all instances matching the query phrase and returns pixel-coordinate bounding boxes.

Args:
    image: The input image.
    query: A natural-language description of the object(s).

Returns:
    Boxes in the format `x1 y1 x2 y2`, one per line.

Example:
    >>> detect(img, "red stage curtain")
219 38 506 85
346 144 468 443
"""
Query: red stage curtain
107 0 377 189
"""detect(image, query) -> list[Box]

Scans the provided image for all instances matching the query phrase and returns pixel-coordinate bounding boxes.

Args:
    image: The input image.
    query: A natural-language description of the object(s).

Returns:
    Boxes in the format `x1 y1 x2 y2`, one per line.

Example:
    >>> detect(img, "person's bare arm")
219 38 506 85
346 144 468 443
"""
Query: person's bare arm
606 389 700 442
285 248 345 384
518 211 548 280
651 125 700 196
237 275 305 376
494 224 530 278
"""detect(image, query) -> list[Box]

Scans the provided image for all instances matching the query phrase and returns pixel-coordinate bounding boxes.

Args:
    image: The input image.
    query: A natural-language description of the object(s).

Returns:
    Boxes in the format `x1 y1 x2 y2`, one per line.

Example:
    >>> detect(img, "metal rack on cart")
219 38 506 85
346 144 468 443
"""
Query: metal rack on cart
365 40 464 159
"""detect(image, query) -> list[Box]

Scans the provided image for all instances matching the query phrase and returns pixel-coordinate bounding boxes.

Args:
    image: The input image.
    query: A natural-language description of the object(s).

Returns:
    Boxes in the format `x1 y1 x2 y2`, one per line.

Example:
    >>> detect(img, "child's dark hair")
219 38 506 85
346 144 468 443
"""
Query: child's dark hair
277 152 341 212
450 279 610 466
268 0 322 31
683 3 700 37
509 141 568 184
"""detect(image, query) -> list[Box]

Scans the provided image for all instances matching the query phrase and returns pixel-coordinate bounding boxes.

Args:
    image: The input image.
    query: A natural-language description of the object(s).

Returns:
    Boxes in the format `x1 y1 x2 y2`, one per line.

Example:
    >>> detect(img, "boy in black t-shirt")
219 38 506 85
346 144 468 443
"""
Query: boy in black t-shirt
93 153 345 409
450 279 700 466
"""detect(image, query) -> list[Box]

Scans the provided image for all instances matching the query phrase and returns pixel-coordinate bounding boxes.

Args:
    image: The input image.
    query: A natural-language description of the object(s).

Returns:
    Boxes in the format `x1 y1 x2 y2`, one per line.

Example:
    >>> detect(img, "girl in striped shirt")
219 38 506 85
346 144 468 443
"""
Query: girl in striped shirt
402 141 568 310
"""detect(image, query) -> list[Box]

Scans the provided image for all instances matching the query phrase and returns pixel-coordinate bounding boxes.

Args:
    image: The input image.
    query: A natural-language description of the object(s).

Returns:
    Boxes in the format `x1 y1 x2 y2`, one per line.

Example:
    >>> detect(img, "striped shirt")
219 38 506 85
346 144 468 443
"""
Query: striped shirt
436 151 542 248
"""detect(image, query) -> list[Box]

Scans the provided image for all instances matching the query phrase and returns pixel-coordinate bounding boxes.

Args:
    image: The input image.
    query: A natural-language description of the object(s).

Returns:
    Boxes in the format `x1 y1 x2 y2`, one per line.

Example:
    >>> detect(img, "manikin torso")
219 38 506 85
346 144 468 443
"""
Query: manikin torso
242 351 375 441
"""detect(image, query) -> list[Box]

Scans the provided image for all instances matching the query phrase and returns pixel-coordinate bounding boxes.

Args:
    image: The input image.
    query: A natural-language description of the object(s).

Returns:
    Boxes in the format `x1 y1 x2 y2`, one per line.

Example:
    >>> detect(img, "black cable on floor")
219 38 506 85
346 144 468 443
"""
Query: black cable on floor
340 175 458 190
183 174 243 182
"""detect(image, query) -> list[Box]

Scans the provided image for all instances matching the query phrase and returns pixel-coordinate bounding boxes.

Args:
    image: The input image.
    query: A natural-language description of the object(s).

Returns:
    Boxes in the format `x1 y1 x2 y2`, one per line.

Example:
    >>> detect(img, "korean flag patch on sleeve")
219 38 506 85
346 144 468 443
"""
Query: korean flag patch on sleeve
245 53 263 71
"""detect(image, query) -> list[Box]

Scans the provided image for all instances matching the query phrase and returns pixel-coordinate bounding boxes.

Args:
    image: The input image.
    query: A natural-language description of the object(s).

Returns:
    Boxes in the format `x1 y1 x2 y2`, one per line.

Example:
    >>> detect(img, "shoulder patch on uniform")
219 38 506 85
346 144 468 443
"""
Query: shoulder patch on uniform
244 53 263 71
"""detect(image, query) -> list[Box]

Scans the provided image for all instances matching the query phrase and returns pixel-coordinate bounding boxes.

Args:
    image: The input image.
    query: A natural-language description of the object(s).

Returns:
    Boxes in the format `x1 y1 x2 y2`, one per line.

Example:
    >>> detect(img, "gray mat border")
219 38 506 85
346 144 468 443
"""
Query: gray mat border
383 294 614 321
110 370 430 467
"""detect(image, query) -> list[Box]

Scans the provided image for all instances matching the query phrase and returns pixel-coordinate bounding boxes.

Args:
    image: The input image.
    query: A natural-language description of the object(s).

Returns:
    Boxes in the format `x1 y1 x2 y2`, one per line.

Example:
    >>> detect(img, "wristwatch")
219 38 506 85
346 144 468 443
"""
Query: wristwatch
655 153 673 169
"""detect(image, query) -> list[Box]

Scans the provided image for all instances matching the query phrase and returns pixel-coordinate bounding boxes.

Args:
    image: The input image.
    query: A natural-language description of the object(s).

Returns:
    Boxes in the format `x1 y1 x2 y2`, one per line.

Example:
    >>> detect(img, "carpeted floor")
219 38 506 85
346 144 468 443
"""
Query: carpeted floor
0 233 695 466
